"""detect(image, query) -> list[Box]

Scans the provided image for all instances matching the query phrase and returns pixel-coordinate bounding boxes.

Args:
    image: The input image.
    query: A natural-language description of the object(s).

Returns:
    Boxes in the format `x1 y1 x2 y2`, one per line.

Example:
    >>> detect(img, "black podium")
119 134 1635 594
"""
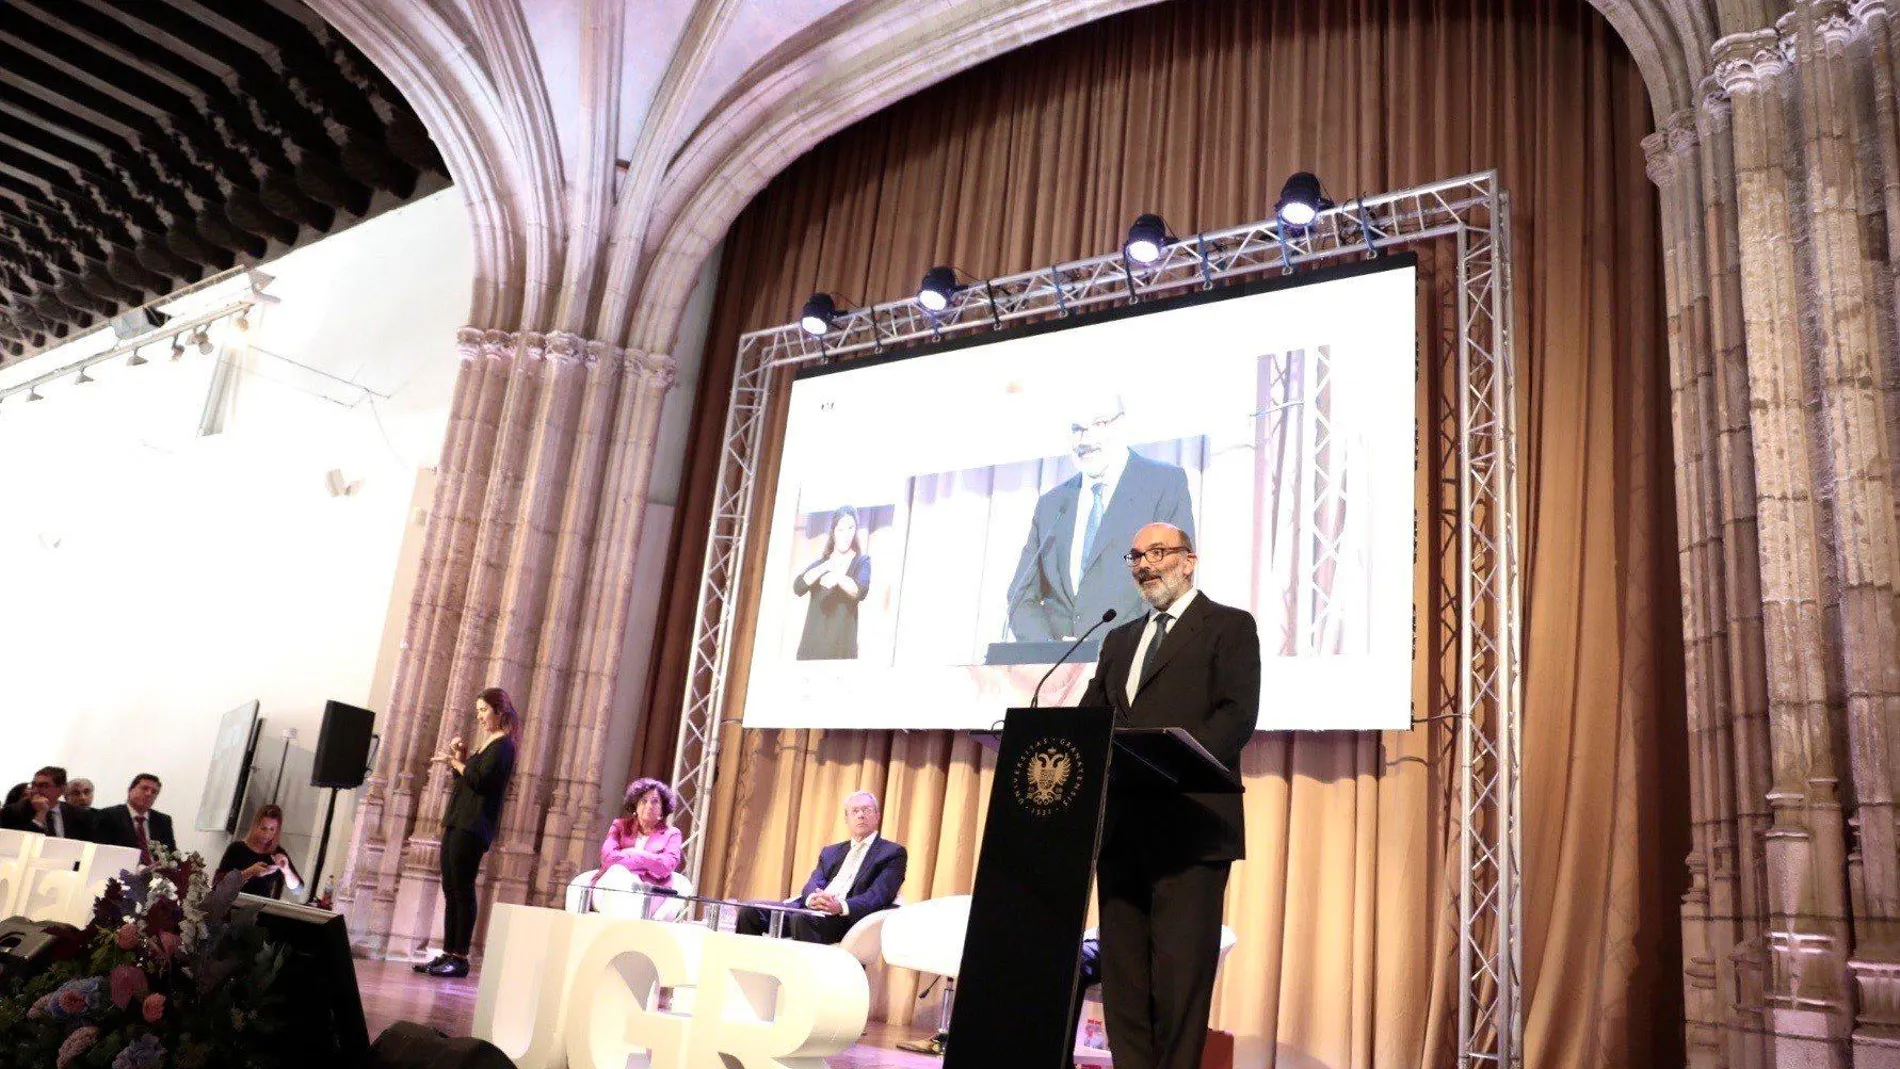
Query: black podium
944 707 1241 1069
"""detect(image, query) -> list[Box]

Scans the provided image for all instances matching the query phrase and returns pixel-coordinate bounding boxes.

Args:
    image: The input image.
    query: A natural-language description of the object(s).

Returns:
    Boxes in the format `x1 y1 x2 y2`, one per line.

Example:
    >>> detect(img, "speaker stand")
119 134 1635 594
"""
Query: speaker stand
306 787 340 905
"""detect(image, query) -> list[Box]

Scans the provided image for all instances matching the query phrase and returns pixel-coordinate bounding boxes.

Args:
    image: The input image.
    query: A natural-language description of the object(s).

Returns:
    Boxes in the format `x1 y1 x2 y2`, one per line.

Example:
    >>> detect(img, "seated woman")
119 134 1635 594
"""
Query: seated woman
214 804 304 899
567 778 688 920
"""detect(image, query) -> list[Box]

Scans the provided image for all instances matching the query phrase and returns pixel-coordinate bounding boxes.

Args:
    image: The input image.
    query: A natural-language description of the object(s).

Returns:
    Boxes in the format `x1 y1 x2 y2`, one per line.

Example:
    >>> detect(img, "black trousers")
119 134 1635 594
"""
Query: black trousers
1096 831 1231 1069
735 902 854 945
439 828 490 955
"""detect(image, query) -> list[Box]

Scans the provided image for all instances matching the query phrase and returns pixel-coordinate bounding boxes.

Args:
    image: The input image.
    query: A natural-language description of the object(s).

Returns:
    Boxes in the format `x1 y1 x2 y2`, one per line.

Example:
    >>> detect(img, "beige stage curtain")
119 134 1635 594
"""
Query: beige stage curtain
636 1 1688 1066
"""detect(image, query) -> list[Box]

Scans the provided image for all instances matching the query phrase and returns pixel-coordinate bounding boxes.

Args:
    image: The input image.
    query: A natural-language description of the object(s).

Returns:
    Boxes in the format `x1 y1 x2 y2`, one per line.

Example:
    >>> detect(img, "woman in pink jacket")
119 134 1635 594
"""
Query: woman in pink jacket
588 778 684 918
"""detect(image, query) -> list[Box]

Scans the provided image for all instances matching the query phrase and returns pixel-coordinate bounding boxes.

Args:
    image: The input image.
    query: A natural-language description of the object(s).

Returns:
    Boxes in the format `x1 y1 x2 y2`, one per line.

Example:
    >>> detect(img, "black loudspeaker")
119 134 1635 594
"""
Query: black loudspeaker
369 1022 517 1069
235 895 370 1068
0 916 72 981
312 700 376 789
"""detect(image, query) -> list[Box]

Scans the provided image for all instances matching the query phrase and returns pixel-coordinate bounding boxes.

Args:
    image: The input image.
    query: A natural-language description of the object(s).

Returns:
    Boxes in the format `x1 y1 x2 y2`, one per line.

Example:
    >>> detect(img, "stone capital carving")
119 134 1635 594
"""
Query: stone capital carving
1642 132 1678 186
1696 79 1732 136
544 330 587 366
1801 0 1858 47
1712 28 1792 93
479 328 514 361
1852 0 1890 25
1665 110 1698 158
455 326 485 362
630 347 680 389
520 330 548 363
584 339 617 369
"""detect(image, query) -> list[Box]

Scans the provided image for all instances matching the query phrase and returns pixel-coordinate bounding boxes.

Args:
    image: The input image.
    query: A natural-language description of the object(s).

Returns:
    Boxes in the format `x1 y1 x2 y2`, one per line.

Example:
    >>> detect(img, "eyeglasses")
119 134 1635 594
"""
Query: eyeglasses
1070 413 1124 436
1122 545 1191 567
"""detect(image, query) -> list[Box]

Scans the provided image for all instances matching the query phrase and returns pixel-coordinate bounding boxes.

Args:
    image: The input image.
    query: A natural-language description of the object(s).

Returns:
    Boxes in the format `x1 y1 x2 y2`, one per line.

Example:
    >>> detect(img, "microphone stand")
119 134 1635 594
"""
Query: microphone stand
1029 609 1117 708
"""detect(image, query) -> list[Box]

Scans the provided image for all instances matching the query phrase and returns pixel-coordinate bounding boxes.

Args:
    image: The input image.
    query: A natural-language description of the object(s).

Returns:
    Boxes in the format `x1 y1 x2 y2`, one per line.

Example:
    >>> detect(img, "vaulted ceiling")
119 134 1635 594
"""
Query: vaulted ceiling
0 0 447 361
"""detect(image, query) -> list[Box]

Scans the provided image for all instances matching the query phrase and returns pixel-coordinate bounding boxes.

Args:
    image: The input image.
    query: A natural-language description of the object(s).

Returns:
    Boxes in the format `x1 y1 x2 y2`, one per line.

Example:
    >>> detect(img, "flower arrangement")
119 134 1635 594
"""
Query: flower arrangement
0 846 289 1069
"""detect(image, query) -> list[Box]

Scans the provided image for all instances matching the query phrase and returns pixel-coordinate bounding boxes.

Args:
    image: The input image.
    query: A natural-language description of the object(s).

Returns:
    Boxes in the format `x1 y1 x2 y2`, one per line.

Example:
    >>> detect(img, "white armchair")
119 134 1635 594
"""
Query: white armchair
564 866 694 922
878 894 973 1056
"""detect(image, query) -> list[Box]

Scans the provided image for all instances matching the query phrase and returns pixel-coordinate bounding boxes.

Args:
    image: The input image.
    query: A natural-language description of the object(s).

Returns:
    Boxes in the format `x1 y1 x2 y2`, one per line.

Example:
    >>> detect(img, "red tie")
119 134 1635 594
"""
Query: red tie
134 814 152 865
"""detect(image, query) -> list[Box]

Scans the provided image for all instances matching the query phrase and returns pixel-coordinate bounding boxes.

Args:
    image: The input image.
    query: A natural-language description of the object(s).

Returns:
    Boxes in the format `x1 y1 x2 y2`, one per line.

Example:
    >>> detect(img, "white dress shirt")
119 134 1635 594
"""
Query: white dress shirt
1068 448 1130 591
816 832 879 915
1125 587 1199 706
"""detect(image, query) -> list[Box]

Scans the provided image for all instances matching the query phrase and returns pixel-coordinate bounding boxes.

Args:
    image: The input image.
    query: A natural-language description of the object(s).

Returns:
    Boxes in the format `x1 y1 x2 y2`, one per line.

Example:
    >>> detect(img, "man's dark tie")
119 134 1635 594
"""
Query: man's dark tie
1137 611 1173 691
134 813 152 865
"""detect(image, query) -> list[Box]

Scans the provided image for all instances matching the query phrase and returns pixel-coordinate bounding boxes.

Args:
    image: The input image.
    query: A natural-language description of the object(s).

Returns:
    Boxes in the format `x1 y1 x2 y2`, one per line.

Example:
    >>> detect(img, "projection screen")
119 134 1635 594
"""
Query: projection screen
743 256 1417 731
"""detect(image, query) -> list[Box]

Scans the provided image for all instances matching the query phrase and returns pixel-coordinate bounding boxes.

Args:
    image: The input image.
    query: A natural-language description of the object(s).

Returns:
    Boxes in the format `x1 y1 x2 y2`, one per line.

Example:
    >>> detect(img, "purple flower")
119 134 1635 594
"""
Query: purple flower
111 1033 166 1069
56 1024 99 1069
26 992 53 1018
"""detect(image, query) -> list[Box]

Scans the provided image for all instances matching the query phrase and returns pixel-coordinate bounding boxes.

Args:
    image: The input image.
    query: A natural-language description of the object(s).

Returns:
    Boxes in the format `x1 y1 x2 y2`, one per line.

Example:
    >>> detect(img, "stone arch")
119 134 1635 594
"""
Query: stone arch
304 0 565 330
621 0 1704 356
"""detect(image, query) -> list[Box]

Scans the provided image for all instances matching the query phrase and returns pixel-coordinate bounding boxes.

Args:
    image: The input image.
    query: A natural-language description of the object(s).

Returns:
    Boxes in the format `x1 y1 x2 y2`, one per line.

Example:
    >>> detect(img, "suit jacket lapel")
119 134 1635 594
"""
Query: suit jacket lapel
1136 593 1209 694
1083 453 1148 579
1049 478 1081 600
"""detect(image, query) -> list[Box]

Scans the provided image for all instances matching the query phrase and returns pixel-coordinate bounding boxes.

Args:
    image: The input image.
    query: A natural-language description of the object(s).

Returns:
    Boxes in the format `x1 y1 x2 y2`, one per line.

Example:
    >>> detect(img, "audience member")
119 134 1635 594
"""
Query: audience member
3 783 26 808
736 791 906 944
63 778 94 809
93 774 176 864
215 804 303 899
0 766 93 839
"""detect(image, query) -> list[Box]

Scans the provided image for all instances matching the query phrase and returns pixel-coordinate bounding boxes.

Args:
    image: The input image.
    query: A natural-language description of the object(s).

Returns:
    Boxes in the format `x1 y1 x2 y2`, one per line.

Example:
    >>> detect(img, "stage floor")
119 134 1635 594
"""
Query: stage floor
355 958 947 1067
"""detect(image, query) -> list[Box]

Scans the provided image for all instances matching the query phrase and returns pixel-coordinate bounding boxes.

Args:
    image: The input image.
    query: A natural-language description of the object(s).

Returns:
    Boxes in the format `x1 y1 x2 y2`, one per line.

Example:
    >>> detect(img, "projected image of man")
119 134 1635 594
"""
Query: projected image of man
1005 394 1194 641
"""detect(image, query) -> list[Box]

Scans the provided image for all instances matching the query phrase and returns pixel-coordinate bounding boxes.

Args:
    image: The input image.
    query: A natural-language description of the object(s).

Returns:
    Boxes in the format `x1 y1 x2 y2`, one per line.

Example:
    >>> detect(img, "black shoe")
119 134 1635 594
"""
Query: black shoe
426 956 470 978
412 953 447 974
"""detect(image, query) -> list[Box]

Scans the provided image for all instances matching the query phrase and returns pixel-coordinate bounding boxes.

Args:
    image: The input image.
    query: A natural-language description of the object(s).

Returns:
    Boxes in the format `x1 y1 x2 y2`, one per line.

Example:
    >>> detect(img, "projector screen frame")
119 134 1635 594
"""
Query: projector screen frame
747 253 1419 731
671 171 1522 1069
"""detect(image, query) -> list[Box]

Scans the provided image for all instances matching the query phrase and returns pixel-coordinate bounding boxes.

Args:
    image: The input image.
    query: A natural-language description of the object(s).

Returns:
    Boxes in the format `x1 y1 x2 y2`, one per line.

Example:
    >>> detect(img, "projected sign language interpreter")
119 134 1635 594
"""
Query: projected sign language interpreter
793 504 873 660
1005 393 1195 641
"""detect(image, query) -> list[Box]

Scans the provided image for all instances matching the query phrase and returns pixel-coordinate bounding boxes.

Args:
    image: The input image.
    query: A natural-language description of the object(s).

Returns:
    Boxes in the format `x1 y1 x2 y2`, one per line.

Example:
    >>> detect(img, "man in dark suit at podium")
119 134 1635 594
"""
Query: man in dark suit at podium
1079 522 1259 1069
1005 394 1195 641
736 791 907 944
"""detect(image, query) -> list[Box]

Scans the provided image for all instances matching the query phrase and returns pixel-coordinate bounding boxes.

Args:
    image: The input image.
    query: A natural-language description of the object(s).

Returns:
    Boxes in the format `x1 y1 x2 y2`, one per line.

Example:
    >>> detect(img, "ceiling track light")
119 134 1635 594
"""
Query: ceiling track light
127 349 149 367
195 330 213 356
1275 171 1334 230
800 293 842 337
1123 213 1173 265
916 266 965 313
27 389 44 402
171 337 186 360
74 367 96 385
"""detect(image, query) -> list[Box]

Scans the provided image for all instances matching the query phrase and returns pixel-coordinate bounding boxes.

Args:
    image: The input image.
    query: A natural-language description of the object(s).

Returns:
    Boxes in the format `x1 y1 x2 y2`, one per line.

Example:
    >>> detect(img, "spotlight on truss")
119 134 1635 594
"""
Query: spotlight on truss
1275 172 1334 229
1123 214 1172 265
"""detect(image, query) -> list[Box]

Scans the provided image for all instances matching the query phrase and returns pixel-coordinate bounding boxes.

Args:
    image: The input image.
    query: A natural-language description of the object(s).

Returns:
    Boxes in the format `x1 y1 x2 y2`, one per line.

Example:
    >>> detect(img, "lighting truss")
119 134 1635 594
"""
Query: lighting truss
671 170 1521 1069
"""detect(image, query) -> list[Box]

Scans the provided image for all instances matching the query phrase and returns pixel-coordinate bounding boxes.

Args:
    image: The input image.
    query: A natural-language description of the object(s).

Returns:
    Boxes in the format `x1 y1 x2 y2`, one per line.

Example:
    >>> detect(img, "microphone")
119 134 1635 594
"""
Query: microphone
1030 609 1117 708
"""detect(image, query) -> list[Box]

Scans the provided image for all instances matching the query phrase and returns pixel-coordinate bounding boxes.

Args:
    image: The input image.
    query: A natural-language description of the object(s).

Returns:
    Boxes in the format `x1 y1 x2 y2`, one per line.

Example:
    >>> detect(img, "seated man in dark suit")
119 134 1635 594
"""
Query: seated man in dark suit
736 791 906 944
0 766 92 840
1005 392 1196 642
92 773 176 865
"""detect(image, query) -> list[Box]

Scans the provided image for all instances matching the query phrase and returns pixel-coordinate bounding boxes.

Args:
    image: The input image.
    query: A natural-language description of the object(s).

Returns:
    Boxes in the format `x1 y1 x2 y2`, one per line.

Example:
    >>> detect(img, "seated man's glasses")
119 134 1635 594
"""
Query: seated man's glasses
1122 545 1190 567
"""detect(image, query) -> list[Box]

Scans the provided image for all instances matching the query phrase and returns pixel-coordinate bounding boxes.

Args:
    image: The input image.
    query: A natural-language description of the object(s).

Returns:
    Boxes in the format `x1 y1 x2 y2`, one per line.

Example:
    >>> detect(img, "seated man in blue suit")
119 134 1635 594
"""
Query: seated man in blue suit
736 791 907 944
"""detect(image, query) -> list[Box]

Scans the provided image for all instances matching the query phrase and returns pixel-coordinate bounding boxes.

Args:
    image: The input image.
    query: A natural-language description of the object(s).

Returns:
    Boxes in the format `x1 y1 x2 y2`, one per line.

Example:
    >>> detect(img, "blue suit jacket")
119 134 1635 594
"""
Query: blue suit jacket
794 836 907 916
